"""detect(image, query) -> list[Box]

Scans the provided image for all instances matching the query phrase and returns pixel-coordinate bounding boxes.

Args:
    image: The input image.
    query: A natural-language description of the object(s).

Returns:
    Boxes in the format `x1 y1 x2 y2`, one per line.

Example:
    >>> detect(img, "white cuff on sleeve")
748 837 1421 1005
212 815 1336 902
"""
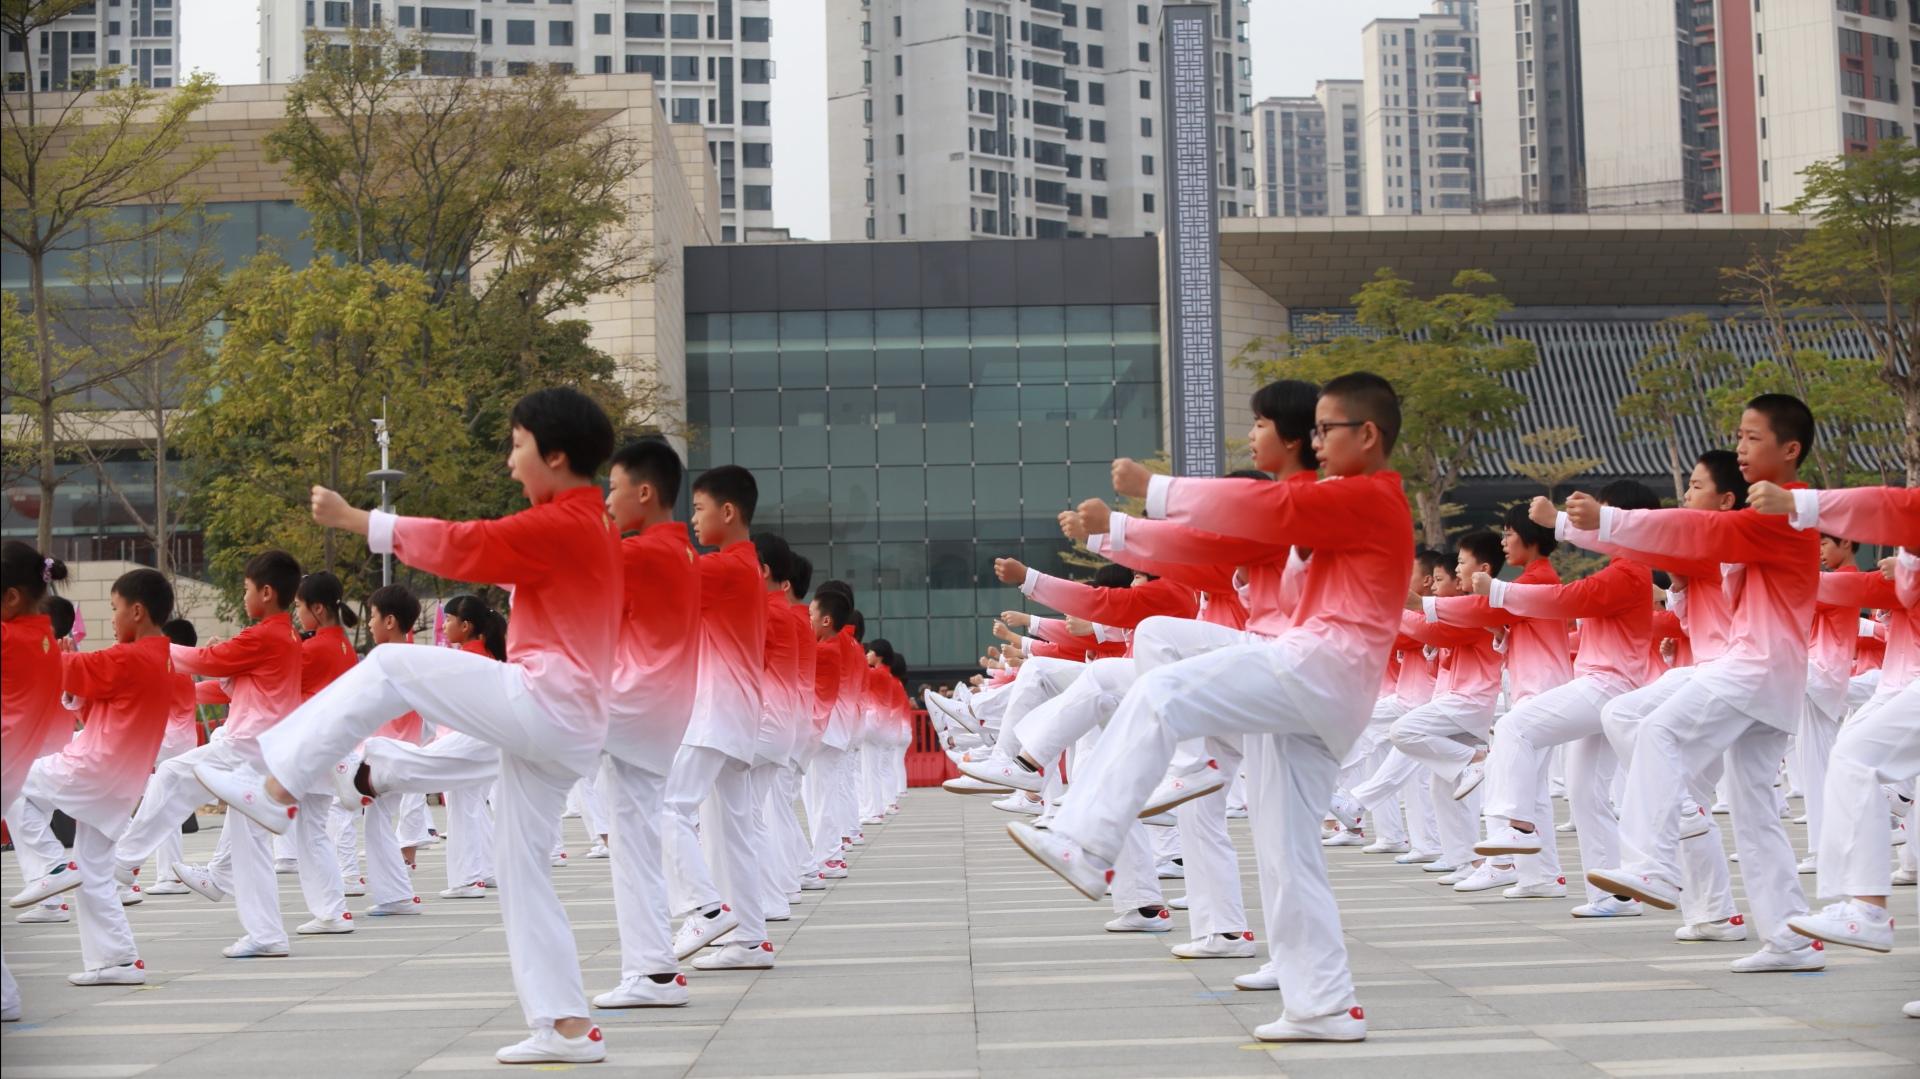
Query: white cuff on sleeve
1019 567 1042 597
1787 488 1821 532
1900 549 1919 570
1421 596 1440 624
1108 511 1132 551
1487 578 1510 610
368 510 398 555
1145 474 1174 519
1093 623 1120 644
1554 510 1573 542
1089 531 1113 556
1596 505 1619 545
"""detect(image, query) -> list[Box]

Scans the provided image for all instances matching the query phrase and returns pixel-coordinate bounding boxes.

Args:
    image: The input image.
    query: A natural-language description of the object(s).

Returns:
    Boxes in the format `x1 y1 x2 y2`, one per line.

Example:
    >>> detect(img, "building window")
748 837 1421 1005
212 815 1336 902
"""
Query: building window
1137 4 1149 24
1143 192 1155 212
503 19 533 45
1139 79 1150 99
1092 195 1108 218
1137 42 1149 62
1089 81 1104 105
897 173 906 194
625 12 663 38
743 142 772 168
627 54 664 77
671 55 698 80
1088 6 1103 29
1090 119 1105 142
741 16 770 42
670 13 698 38
743 99 770 126
1140 117 1151 137
593 12 610 34
397 5 414 27
743 58 770 83
1088 44 1103 67
593 55 611 74
549 20 573 47
1091 157 1106 180
1141 154 1153 175
672 97 699 123
745 185 773 211
898 213 907 233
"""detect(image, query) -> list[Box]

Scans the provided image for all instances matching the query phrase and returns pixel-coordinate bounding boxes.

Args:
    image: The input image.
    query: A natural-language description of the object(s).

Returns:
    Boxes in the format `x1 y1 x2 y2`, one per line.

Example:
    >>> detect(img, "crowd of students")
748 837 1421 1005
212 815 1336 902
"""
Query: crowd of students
928 373 1917 1043
1 374 1914 1060
0 389 916 1063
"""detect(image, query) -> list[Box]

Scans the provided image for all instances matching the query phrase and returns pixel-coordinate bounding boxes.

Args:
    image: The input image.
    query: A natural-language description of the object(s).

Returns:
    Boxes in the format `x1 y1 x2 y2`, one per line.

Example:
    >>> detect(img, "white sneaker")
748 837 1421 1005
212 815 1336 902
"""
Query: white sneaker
1453 862 1518 893
991 793 1043 815
1167 894 1190 910
593 974 689 1008
8 860 83 908
1154 859 1186 880
1141 760 1226 817
1421 860 1460 874
1 1002 19 1021
1903 1000 1920 1019
1007 821 1112 901
1452 761 1486 801
222 936 289 959
172 861 226 903
1729 941 1825 973
495 1025 606 1064
819 860 849 879
1675 916 1747 942
1503 877 1567 899
1794 855 1818 875
1475 825 1543 857
1711 800 1730 814
1171 932 1257 959
1435 866 1473 886
942 773 1011 795
330 748 369 808
859 815 886 826
1362 839 1411 855
1677 799 1712 840
1321 829 1367 848
1788 900 1895 953
550 852 569 868
15 904 68 924
193 762 298 835
1587 867 1680 910
849 832 867 845
366 897 423 916
1254 1006 1367 1042
692 940 776 970
1141 811 1177 827
144 879 189 895
1555 820 1578 833
1326 791 1365 833
798 875 827 891
1571 896 1642 918
68 961 146 986
585 843 610 860
1395 850 1442 865
672 904 740 960
957 753 1045 794
440 884 488 899
1233 967 1280 991
118 884 143 906
297 915 355 935
273 858 299 875
1105 907 1174 933
1892 867 1917 886
1225 805 1249 819
341 875 367 897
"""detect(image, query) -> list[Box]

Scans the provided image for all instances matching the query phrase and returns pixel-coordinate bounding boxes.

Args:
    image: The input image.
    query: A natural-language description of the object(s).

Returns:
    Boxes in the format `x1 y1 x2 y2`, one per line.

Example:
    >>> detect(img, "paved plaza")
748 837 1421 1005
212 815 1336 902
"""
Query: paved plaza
3 790 1917 1079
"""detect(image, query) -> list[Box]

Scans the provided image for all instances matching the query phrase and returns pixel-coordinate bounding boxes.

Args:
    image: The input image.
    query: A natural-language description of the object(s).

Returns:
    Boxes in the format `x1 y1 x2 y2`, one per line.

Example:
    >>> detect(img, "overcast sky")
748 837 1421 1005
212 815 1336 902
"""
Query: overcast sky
182 1 1435 239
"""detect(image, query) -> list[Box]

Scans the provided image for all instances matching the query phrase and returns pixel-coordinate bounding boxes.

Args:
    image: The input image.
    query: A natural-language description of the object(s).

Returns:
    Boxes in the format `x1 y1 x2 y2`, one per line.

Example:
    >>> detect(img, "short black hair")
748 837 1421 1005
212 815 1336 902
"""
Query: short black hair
609 437 684 506
1696 449 1748 508
244 550 302 611
1501 503 1559 557
1320 371 1401 454
510 387 616 478
1456 529 1507 575
866 637 895 663
849 609 866 641
1092 563 1134 589
113 568 175 625
812 589 851 630
2 541 66 606
1744 393 1816 467
296 571 359 629
1415 548 1449 577
445 593 509 661
1227 469 1273 481
1598 479 1661 512
1820 532 1856 549
46 596 76 639
692 464 759 524
752 531 794 585
162 617 198 647
816 578 855 604
789 553 813 600
367 584 422 635
1250 379 1321 470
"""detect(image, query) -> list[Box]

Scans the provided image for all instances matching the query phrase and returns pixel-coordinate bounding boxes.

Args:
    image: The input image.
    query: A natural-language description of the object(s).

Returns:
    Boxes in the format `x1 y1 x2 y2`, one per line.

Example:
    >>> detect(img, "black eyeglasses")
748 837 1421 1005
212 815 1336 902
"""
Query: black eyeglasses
1312 421 1367 438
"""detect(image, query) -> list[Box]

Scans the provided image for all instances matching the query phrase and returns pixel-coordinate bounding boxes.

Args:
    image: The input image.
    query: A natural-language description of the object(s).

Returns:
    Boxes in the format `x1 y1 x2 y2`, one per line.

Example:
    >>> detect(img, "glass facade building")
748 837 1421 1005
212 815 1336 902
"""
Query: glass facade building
684 239 1163 675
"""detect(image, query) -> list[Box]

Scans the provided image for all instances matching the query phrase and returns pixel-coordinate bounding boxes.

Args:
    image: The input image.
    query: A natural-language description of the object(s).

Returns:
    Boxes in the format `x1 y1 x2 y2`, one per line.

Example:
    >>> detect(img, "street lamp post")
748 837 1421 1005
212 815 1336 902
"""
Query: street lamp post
367 415 405 587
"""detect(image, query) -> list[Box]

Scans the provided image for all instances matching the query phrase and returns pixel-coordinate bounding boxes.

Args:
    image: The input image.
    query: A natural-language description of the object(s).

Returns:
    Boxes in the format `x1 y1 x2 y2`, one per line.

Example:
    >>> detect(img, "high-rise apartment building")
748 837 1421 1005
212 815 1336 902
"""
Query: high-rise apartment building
826 0 1256 242
1478 0 1584 213
1360 1 1481 215
1249 79 1366 218
259 0 775 240
1584 0 1913 215
3 0 182 93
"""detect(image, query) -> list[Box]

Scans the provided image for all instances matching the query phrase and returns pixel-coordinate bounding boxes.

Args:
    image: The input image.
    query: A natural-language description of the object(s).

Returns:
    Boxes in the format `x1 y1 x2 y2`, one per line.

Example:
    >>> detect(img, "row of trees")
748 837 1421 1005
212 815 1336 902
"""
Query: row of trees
1240 137 1917 545
3 12 673 609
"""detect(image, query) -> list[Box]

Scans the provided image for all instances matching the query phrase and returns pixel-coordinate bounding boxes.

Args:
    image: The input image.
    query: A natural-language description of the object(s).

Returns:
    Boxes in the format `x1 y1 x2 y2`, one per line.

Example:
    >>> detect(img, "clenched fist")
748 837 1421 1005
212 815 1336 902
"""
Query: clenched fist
1111 458 1152 499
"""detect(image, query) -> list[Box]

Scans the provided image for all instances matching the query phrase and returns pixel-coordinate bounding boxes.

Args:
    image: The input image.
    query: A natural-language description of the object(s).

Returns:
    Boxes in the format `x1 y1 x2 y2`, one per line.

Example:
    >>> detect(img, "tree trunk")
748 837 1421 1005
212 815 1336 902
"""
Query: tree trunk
1663 424 1685 503
1905 390 1920 489
1416 488 1446 548
30 246 55 556
152 391 170 577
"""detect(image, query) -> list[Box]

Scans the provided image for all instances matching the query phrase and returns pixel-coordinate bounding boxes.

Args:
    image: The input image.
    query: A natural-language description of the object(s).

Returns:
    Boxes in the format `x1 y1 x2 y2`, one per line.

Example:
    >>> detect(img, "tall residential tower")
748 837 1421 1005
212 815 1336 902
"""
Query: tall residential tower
3 0 181 93
1360 1 1481 215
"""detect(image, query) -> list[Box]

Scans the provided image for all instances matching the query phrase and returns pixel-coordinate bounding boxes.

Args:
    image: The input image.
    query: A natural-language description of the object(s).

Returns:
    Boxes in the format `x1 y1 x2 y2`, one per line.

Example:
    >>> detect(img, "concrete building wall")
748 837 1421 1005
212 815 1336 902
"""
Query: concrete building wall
1361 3 1480 216
2 2 181 93
1317 79 1366 216
63 561 243 655
1581 0 1694 212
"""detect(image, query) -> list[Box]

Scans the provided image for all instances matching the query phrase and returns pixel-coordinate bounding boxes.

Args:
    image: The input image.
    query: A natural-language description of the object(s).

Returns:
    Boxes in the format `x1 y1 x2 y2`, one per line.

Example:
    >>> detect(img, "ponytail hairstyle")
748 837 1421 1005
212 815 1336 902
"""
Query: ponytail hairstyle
1250 379 1321 471
886 653 908 683
2 540 67 612
444 593 507 661
867 637 895 666
296 571 360 630
46 596 76 639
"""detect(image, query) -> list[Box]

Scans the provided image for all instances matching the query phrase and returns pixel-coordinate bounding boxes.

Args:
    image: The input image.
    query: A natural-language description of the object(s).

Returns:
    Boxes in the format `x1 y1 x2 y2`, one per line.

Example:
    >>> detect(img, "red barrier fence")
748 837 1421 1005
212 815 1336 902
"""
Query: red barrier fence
906 710 957 788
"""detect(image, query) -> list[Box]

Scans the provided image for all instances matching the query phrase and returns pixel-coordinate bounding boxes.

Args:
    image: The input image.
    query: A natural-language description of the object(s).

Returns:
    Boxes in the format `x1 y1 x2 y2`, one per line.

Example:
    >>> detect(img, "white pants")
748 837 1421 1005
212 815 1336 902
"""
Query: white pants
257 643 594 1029
749 761 791 919
857 742 889 821
771 764 808 891
1404 764 1440 853
12 773 142 972
1052 641 1358 1022
803 744 855 873
1485 676 1622 903
569 774 608 843
663 743 765 945
445 787 496 890
602 755 675 980
1015 656 1135 766
1341 697 1411 843
366 731 501 893
115 738 287 948
5 795 65 912
1357 696 1492 867
395 792 431 847
1816 682 1920 900
331 802 361 883
997 657 1085 750
153 732 198 883
1611 675 1807 952
1796 697 1843 858
289 791 348 921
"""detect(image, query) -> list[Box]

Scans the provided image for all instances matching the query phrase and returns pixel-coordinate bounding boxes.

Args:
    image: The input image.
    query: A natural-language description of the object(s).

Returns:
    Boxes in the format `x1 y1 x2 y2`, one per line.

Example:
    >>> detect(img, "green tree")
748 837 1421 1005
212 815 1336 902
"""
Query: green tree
1507 426 1604 496
1238 269 1536 544
1617 314 1736 501
1780 138 1920 483
1 0 220 551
